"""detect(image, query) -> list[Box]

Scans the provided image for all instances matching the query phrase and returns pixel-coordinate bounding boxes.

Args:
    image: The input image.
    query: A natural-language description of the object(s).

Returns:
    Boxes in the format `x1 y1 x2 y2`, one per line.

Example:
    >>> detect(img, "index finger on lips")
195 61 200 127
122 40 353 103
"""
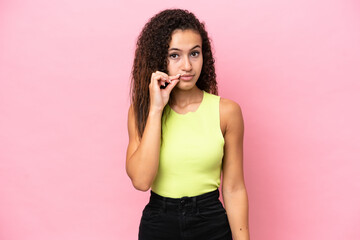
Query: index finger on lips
168 74 182 82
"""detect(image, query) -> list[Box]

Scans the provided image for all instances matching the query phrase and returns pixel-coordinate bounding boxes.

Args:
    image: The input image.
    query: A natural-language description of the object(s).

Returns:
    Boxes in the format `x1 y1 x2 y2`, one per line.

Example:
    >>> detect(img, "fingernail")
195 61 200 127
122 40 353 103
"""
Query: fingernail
169 79 172 83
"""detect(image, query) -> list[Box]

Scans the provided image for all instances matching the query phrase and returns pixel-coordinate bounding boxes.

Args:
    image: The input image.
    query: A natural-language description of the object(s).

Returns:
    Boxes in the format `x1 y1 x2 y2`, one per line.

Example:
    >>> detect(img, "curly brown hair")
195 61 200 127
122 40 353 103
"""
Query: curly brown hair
130 8 218 139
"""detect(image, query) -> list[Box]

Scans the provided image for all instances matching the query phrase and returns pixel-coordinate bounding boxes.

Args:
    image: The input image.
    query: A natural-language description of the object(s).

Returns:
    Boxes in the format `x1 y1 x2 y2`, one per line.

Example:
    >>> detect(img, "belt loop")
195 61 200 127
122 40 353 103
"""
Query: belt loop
162 197 167 213
193 196 199 214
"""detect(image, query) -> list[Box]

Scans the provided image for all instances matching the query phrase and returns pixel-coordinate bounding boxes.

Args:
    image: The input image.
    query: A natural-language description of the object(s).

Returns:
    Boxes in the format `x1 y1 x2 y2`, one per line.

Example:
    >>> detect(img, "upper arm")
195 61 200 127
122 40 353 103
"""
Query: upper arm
220 98 246 193
126 104 141 176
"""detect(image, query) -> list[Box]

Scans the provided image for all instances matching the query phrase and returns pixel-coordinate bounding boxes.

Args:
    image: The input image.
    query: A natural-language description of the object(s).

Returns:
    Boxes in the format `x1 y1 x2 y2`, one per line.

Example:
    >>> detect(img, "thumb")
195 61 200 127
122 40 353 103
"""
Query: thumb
164 79 180 94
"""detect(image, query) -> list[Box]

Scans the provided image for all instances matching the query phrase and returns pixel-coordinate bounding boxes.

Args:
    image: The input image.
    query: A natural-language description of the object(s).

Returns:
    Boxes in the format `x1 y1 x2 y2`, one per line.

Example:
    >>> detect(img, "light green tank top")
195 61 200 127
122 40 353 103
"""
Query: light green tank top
151 90 225 198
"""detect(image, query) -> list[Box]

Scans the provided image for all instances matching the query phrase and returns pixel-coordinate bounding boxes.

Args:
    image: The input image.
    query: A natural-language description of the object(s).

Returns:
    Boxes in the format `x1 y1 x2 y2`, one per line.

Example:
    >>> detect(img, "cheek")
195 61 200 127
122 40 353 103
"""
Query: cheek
196 59 203 71
167 61 173 69
167 62 178 75
168 61 180 69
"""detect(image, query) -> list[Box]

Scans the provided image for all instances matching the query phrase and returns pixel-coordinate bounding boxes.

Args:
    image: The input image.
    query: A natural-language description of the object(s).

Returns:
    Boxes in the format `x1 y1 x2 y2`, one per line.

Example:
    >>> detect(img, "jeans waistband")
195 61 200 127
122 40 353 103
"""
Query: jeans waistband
148 189 221 214
150 188 220 205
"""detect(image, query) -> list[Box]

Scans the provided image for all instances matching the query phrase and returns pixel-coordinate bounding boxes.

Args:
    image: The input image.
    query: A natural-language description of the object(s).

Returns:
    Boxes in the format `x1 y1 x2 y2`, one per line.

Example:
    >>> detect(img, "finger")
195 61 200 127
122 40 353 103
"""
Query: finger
163 79 180 93
160 80 166 86
168 73 182 81
165 74 181 84
155 71 170 82
152 73 165 82
155 71 181 83
151 73 167 87
154 72 171 85
150 72 160 84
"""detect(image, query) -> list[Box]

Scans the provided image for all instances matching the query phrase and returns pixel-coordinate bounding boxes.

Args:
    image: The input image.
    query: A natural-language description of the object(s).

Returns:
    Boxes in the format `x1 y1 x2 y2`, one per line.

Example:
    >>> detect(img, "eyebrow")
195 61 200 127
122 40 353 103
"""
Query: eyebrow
168 45 201 51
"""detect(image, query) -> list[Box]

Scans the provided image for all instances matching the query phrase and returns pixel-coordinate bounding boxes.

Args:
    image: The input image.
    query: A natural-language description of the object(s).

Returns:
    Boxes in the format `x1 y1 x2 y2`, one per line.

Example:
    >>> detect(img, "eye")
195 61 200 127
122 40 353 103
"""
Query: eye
191 51 200 57
169 53 179 59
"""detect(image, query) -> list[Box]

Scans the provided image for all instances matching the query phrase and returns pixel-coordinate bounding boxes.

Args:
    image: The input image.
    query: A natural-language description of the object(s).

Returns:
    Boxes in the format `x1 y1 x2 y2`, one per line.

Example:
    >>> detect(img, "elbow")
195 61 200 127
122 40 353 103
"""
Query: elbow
131 179 151 192
126 165 155 192
222 183 247 196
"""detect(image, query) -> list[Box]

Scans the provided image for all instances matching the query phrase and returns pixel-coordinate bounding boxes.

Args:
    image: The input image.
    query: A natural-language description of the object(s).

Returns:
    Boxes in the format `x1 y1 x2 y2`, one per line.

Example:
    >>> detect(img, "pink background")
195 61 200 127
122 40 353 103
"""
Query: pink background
1 0 359 239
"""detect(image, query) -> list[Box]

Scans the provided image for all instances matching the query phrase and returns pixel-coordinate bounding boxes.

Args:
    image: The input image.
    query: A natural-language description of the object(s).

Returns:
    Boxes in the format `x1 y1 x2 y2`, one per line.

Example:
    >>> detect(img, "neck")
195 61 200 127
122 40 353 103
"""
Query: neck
170 87 203 108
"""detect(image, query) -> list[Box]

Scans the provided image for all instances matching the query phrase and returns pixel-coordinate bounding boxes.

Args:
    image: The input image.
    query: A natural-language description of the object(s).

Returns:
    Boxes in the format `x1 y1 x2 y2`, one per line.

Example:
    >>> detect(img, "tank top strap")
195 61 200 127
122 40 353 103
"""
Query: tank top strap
202 91 224 145
201 91 220 124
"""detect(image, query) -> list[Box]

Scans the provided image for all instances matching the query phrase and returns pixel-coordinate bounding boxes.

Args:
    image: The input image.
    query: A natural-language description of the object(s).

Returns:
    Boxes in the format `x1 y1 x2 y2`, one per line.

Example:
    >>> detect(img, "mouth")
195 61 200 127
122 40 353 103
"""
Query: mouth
180 74 194 81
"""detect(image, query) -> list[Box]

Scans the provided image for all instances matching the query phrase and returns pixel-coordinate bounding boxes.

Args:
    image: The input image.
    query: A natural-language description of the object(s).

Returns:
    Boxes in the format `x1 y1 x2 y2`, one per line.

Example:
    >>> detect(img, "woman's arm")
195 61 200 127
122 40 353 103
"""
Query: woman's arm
126 72 180 191
126 104 162 191
221 98 250 240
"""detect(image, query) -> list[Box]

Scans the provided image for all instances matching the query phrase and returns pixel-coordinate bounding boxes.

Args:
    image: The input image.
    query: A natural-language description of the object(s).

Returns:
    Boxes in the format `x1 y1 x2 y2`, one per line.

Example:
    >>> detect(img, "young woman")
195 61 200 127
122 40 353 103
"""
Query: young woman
126 9 250 240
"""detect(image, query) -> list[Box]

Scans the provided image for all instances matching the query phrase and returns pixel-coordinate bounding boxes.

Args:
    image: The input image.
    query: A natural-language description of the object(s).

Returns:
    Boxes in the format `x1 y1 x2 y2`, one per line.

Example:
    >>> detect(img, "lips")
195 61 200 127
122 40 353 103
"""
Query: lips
180 74 194 81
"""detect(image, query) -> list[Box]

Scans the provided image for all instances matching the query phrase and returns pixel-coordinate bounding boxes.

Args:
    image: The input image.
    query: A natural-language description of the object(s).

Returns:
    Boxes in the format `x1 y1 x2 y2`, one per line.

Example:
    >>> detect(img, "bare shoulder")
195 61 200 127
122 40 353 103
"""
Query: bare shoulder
220 97 242 113
219 97 244 135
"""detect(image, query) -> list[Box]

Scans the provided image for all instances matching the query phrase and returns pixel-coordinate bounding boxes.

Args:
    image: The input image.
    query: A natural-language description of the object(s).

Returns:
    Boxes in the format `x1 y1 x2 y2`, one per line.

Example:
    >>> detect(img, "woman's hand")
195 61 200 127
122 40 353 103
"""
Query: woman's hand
149 71 181 112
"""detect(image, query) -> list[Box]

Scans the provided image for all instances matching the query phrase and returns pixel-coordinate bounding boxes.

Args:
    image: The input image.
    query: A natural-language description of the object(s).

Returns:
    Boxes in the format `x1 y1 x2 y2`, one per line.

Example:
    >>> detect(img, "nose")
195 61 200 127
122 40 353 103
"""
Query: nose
182 56 192 71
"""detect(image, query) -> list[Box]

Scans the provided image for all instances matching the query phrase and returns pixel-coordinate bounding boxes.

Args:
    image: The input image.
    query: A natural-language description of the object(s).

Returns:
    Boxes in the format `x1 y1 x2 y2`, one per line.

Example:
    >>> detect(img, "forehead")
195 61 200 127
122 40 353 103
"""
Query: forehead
168 29 202 49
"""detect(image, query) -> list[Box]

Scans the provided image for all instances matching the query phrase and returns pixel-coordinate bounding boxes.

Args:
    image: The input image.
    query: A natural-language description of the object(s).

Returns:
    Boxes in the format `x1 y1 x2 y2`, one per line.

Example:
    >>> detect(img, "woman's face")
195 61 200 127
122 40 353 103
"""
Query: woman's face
167 29 203 90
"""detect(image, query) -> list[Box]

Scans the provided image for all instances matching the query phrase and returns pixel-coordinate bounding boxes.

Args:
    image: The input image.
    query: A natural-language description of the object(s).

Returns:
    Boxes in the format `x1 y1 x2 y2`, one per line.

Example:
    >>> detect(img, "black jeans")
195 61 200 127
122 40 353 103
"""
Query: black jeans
138 188 232 240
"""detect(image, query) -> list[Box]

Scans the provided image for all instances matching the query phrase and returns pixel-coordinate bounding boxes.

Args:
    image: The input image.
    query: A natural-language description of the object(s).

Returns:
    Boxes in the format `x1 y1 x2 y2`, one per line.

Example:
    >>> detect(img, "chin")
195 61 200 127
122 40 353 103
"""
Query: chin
175 82 198 90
